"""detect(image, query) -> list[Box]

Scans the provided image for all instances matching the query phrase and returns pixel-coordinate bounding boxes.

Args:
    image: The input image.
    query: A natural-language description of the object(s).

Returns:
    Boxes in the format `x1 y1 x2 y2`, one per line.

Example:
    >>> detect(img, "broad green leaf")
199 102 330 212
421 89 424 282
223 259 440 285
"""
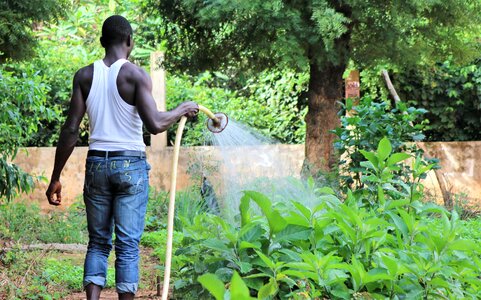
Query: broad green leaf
238 261 253 274
245 191 287 234
377 137 392 161
386 199 410 210
429 277 450 289
198 273 225 300
269 210 288 234
239 223 264 244
257 278 278 299
203 238 229 252
230 272 253 300
274 225 311 243
360 150 379 167
285 212 310 227
398 209 414 234
292 201 312 220
448 239 478 251
378 185 386 206
254 250 276 270
380 255 398 276
282 269 308 279
316 186 336 195
365 268 393 284
239 241 261 250
240 194 251 227
386 211 408 237
387 152 411 166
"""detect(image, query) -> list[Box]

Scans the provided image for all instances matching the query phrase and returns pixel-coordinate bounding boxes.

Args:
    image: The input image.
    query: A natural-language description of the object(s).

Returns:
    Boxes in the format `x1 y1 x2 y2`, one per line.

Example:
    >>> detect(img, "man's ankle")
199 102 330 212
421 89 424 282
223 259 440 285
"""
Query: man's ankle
119 292 135 300
85 283 102 300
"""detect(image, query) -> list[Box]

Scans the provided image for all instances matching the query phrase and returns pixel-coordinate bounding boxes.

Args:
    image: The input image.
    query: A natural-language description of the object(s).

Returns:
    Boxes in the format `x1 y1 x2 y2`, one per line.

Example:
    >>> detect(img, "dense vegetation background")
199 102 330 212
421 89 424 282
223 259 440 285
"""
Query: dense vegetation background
1 0 480 201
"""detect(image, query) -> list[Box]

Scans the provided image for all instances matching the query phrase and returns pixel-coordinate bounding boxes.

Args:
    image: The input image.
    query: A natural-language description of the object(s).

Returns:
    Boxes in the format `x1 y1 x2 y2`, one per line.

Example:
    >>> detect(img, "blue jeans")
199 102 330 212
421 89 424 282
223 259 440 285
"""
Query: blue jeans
83 155 150 294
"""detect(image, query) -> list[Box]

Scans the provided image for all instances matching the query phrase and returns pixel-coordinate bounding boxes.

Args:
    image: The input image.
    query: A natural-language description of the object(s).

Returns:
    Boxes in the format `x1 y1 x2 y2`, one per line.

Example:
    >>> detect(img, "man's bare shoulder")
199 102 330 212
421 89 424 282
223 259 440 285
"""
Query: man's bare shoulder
121 61 150 82
74 64 94 83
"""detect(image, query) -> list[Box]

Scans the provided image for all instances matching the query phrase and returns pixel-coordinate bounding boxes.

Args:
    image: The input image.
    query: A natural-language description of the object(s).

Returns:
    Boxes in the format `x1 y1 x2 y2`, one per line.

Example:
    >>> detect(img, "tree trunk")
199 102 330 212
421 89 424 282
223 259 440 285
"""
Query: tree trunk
303 63 345 174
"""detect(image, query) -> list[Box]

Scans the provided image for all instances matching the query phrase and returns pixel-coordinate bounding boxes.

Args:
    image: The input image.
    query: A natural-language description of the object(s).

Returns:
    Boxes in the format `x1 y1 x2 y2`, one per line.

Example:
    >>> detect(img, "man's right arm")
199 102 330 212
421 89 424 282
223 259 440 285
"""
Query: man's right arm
134 68 198 134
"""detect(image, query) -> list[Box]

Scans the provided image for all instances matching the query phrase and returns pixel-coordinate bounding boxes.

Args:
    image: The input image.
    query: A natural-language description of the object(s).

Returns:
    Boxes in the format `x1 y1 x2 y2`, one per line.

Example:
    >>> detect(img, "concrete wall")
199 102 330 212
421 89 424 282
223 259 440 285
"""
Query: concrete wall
12 142 481 211
12 145 304 211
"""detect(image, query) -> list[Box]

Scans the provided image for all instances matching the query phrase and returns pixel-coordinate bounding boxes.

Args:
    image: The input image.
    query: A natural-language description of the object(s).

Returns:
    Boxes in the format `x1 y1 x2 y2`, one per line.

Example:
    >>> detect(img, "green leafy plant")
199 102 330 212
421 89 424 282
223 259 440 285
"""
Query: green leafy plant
332 97 436 197
0 70 59 201
0 200 87 244
165 69 307 146
166 138 481 299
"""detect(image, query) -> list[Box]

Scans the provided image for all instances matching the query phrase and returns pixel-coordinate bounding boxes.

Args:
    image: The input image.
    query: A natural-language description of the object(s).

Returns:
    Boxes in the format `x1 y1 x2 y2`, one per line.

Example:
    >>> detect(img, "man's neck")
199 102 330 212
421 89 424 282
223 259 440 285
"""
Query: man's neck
103 46 128 66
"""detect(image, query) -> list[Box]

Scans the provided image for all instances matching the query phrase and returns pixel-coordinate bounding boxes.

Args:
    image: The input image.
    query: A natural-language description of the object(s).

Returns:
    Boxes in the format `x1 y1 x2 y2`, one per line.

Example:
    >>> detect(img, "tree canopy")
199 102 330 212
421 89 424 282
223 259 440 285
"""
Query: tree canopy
0 0 69 61
145 0 480 73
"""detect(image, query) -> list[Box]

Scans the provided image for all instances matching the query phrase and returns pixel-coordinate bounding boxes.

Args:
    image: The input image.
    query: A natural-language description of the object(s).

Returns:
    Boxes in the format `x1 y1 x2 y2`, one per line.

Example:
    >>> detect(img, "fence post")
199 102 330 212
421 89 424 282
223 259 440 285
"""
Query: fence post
150 51 167 151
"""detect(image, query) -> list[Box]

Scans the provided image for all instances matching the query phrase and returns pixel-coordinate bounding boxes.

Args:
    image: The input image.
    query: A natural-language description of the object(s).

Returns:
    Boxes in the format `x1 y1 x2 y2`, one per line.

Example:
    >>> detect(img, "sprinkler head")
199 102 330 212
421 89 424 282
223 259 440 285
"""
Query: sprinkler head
206 112 228 133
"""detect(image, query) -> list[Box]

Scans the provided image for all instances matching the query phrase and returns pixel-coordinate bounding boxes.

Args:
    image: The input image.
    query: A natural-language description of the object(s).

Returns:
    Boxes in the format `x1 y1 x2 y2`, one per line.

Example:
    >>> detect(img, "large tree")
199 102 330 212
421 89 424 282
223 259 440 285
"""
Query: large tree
0 0 68 61
144 0 480 173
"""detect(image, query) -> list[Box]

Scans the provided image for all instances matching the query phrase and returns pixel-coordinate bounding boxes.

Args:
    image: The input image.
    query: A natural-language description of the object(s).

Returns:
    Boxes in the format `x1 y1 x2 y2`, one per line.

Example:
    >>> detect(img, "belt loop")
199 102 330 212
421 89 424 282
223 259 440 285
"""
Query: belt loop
105 151 109 159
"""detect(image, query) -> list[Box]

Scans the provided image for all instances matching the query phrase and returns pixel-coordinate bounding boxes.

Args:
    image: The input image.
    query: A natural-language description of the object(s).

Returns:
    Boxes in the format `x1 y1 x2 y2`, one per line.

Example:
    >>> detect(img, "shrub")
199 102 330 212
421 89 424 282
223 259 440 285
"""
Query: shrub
0 70 59 202
332 96 437 198
360 60 481 142
166 69 307 146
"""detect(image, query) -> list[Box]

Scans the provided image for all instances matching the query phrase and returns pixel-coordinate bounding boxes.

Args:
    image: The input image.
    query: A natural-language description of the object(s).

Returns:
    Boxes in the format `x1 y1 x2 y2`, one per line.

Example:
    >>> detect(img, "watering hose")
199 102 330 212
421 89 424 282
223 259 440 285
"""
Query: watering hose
161 105 227 300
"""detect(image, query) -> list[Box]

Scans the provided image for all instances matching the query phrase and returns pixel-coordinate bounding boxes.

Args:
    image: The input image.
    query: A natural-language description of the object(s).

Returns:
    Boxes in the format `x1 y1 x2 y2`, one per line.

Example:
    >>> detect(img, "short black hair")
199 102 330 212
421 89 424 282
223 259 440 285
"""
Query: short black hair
101 15 132 47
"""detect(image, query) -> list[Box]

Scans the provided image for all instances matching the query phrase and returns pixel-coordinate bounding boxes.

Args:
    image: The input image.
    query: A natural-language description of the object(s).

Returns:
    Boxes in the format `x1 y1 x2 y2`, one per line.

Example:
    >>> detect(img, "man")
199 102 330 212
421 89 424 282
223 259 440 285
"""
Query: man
45 15 198 300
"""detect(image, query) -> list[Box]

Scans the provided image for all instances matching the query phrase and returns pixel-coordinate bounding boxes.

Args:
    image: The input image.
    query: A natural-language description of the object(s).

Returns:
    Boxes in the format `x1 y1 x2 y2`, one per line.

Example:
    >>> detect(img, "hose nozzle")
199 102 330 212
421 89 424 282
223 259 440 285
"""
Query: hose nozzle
198 105 228 133
206 112 228 133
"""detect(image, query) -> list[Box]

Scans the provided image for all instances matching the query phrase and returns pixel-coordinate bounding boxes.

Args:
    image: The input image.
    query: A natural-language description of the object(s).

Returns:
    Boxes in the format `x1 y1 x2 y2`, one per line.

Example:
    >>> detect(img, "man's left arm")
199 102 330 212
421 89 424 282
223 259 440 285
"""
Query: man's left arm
46 70 87 206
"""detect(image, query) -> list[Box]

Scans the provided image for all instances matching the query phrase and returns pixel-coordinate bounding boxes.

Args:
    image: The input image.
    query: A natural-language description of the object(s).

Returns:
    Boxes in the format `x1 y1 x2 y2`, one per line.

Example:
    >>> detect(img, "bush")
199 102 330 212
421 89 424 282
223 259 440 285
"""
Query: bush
166 69 308 146
360 59 481 142
332 96 437 198
0 70 59 202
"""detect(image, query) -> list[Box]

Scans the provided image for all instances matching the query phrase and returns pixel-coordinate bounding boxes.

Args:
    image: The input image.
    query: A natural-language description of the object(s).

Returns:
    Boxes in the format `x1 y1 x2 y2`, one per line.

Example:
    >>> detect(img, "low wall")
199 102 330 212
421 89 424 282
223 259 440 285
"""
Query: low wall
12 142 481 211
12 145 304 211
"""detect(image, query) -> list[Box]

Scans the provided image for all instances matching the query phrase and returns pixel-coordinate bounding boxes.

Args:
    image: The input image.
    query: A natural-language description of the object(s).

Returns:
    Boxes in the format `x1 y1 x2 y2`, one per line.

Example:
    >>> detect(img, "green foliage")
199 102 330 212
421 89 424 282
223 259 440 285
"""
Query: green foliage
169 155 481 299
166 70 307 146
0 251 114 299
332 97 437 197
43 258 115 291
0 70 59 201
199 271 255 300
3 0 165 147
360 59 481 142
141 230 184 268
0 0 69 60
146 0 481 74
0 200 87 244
397 60 481 141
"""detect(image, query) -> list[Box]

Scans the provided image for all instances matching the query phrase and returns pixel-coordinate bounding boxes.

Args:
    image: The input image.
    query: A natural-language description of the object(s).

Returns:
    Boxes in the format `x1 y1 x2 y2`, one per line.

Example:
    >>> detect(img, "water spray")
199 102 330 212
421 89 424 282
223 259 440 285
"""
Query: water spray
161 104 228 300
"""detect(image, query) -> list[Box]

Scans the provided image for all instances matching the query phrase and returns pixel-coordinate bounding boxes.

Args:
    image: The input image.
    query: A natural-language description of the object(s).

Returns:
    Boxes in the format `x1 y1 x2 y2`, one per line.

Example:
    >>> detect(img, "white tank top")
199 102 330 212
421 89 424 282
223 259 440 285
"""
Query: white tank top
86 59 145 151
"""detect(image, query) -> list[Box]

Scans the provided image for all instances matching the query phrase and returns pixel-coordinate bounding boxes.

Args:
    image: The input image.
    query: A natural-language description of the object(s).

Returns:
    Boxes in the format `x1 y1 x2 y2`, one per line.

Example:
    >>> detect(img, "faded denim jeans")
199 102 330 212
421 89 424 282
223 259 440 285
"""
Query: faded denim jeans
83 155 150 294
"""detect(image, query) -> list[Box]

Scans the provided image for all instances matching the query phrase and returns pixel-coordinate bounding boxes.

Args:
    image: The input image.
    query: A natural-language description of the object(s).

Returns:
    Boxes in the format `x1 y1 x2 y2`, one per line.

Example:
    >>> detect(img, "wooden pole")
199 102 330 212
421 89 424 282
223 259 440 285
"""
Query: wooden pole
150 52 167 150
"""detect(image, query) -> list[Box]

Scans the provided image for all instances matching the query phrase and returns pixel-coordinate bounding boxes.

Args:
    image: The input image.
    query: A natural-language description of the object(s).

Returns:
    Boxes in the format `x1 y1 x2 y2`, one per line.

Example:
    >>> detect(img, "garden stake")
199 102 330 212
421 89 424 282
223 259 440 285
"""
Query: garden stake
161 105 228 300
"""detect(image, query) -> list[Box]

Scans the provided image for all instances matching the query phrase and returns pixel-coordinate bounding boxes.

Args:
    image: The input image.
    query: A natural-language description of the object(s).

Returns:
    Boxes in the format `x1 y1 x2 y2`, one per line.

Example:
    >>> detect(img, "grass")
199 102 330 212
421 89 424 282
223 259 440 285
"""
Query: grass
0 199 87 244
0 187 197 299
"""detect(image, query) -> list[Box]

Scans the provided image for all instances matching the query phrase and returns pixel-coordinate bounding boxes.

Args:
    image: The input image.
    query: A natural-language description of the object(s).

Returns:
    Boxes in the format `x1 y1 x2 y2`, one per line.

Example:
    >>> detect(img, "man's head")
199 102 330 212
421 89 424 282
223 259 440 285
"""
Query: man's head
100 15 133 51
